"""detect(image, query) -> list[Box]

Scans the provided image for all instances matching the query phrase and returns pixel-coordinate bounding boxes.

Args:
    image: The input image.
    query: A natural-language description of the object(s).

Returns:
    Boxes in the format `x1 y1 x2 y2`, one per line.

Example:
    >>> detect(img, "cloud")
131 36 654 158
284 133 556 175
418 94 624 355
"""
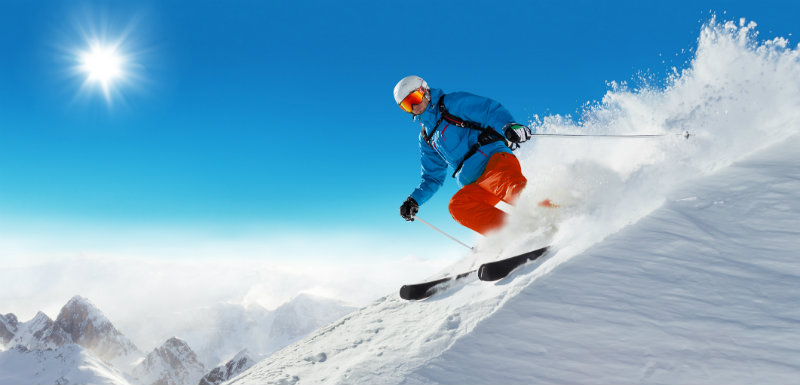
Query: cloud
0 231 455 350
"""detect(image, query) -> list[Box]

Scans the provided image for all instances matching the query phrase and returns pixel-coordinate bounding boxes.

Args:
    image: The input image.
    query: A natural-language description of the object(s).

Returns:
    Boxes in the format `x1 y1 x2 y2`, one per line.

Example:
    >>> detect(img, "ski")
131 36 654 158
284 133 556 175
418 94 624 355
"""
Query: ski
478 246 550 281
399 246 551 300
399 270 475 301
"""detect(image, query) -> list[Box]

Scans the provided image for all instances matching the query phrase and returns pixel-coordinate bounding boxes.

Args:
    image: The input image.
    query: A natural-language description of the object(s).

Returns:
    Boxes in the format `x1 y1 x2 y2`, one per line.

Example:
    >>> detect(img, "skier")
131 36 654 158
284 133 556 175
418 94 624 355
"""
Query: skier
395 75 533 235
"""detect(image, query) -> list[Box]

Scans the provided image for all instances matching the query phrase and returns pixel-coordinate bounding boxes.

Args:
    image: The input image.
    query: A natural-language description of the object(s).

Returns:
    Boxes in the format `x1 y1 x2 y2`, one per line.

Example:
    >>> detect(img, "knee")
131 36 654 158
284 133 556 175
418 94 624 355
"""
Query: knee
448 191 468 215
449 187 486 219
508 177 527 200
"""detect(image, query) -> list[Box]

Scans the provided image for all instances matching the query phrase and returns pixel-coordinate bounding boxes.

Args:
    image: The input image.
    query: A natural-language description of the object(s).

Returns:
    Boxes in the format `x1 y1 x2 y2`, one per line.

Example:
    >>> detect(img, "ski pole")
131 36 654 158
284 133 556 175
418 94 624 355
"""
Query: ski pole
414 216 474 251
530 131 691 139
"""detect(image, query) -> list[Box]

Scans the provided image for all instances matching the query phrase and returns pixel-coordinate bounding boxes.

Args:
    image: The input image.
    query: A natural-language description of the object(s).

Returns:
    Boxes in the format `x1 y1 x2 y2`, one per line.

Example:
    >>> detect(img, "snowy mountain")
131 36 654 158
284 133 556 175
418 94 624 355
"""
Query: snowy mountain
1 296 142 368
0 313 18 349
134 294 354 385
0 344 132 385
228 19 800 384
161 302 271 370
198 350 255 385
0 297 142 385
0 294 356 385
132 337 205 385
165 294 356 369
9 312 71 351
55 295 142 369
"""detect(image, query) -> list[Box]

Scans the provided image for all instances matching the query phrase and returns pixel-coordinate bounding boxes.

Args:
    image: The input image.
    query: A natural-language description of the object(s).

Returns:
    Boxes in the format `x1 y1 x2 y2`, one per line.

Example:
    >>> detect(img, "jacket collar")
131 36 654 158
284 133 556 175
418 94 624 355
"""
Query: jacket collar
418 88 444 132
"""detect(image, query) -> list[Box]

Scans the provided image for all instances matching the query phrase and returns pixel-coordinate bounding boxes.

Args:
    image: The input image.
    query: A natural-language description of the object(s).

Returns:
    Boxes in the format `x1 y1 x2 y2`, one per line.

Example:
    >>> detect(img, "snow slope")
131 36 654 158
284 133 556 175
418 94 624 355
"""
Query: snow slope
405 134 800 384
0 344 131 385
229 19 800 384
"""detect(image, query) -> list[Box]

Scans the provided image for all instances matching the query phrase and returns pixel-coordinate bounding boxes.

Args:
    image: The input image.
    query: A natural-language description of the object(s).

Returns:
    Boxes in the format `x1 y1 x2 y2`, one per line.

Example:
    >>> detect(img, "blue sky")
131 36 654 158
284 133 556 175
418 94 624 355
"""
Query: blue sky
1 0 799 263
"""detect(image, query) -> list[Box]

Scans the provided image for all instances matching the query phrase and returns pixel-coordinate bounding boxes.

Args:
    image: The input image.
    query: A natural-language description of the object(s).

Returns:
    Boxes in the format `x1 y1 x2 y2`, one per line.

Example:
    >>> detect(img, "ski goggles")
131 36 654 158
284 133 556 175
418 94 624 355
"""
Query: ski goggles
398 87 425 113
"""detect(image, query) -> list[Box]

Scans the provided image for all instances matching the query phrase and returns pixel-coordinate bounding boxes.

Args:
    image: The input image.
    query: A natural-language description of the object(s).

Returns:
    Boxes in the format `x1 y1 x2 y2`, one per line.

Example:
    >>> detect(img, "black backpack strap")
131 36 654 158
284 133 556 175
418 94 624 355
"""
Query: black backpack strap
421 126 432 146
420 97 447 148
437 96 486 131
437 96 508 178
423 94 509 177
451 130 506 178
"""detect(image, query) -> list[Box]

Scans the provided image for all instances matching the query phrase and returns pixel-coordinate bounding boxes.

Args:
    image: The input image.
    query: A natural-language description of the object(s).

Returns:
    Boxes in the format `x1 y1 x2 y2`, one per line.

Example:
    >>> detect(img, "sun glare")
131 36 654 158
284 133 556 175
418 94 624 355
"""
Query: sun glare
78 41 126 100
62 9 150 107
81 44 123 85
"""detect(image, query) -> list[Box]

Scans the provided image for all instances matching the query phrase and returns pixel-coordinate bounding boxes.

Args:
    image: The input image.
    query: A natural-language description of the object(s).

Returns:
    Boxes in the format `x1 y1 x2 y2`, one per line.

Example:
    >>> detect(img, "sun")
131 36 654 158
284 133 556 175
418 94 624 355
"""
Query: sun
78 41 126 100
61 8 150 107
81 44 123 85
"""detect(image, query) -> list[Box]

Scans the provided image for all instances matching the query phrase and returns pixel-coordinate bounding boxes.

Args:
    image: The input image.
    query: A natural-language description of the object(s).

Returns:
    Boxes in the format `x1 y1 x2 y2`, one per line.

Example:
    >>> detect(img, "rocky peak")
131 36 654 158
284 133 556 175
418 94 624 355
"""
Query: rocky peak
55 295 141 366
1 313 19 328
0 313 19 345
11 311 71 350
133 337 205 385
198 349 256 385
56 295 112 342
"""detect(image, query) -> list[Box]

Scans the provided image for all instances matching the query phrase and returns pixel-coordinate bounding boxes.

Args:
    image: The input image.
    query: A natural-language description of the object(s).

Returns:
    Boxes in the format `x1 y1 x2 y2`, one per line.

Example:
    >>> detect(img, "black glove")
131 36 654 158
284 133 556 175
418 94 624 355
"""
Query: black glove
399 197 419 221
504 123 533 143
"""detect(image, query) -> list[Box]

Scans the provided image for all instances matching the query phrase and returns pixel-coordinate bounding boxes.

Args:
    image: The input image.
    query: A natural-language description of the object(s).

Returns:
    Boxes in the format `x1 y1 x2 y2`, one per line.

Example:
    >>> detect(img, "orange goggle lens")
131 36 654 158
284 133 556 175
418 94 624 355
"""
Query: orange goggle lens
399 87 425 113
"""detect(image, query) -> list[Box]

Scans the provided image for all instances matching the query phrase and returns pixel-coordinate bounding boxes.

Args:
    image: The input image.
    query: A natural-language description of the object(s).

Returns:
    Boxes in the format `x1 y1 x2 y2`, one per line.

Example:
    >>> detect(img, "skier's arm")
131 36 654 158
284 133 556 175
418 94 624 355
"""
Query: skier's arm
446 92 533 139
409 135 448 206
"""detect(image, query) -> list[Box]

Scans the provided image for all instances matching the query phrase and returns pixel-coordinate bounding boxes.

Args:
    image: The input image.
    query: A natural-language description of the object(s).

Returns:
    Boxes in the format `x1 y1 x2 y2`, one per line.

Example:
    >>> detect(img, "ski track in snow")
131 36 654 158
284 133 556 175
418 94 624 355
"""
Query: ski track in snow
229 18 800 385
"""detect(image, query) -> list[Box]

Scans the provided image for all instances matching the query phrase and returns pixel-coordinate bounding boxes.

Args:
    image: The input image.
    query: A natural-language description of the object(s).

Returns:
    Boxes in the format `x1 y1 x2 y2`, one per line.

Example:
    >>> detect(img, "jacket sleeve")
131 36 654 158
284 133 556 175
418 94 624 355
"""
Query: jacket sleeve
409 134 448 205
445 92 516 136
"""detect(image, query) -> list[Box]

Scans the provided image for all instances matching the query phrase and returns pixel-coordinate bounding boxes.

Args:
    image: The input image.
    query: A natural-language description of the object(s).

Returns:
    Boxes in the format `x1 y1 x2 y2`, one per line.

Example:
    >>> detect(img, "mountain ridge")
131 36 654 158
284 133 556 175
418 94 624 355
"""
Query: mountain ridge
0 294 356 385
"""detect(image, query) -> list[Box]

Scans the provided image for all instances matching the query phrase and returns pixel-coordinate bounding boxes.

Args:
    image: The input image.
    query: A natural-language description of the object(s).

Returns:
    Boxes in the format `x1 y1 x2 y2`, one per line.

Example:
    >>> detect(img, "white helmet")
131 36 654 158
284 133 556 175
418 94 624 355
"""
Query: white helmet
393 75 428 104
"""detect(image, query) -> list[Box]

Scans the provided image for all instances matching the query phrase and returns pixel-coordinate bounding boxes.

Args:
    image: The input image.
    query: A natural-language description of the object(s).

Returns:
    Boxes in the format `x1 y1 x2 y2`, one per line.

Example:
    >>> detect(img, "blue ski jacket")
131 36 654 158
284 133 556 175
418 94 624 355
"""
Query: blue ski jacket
409 88 523 205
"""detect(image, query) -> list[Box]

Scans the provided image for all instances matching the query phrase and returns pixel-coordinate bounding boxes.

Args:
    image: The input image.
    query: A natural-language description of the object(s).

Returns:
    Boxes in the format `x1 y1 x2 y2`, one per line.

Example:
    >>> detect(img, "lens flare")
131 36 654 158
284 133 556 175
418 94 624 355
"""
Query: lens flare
80 42 123 87
71 37 135 105
62 8 149 107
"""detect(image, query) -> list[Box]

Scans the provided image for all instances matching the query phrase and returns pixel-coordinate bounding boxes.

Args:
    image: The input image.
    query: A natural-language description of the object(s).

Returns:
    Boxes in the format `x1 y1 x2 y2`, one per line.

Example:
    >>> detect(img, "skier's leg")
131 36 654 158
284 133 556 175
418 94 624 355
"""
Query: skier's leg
449 183 503 235
477 153 527 204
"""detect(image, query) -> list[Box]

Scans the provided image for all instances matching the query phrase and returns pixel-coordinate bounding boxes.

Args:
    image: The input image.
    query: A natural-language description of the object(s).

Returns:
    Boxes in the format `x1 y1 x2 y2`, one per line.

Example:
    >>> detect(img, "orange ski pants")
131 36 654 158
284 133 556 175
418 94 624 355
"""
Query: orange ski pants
449 152 527 235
